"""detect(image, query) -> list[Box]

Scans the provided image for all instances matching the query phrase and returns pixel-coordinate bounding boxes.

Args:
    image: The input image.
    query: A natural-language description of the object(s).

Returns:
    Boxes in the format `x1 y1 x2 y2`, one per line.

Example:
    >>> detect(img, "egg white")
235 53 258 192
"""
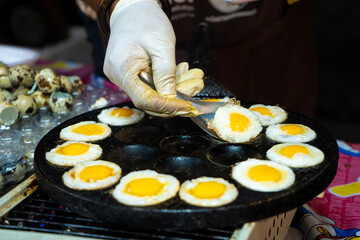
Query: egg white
97 106 145 126
112 170 180 206
46 141 103 166
266 143 324 168
208 103 262 143
62 160 121 190
231 158 295 192
179 177 238 207
249 104 287 126
266 123 316 143
60 121 112 142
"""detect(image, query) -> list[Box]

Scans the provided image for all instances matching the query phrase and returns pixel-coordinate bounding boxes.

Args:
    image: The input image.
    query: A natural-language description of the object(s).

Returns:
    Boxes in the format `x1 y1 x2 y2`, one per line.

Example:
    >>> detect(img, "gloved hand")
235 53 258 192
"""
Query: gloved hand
104 0 201 117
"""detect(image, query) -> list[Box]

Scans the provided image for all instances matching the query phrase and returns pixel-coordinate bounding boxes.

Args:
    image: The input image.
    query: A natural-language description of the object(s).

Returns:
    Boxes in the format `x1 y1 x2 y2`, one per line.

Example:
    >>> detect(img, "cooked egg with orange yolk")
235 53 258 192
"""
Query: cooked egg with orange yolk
112 170 179 206
266 123 316 143
97 106 144 126
266 143 324 167
62 160 121 190
208 103 262 143
201 97 231 103
179 177 238 207
60 121 111 142
232 159 295 192
46 141 103 166
249 104 287 126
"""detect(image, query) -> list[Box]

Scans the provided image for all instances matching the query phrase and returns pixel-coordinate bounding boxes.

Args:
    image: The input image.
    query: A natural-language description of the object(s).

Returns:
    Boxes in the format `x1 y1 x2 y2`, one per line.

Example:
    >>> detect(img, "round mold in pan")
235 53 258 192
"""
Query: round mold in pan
34 101 339 230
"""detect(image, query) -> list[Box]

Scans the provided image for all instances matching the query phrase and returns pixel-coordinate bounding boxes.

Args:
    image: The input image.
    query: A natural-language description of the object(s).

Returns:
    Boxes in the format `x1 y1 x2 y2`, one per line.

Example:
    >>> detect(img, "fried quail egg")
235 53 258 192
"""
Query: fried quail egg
60 121 112 142
97 106 144 126
202 97 231 103
112 170 179 206
249 104 287 126
266 123 316 143
232 158 295 192
46 141 103 166
179 177 238 207
208 103 262 143
62 160 121 190
266 143 324 168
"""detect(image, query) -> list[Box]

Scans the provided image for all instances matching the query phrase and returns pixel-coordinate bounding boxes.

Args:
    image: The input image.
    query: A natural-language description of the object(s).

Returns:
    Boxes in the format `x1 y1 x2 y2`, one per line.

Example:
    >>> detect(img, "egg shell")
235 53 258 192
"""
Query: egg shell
11 94 37 116
0 90 13 102
31 90 49 108
49 91 73 113
9 64 36 88
35 68 61 93
59 75 73 94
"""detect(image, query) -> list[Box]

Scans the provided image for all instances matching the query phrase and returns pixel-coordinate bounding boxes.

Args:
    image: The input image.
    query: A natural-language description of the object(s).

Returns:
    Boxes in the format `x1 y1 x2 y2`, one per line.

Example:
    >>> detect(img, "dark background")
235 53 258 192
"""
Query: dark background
0 0 359 142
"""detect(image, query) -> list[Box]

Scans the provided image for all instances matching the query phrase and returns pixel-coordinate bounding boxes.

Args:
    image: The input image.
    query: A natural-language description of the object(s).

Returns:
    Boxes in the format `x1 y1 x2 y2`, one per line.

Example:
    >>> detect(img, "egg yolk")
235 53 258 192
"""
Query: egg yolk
189 181 226 199
72 124 105 136
248 165 282 182
230 113 250 132
202 99 221 102
280 124 305 135
125 178 164 197
56 143 90 156
79 165 114 182
280 145 310 158
251 107 273 116
111 108 134 118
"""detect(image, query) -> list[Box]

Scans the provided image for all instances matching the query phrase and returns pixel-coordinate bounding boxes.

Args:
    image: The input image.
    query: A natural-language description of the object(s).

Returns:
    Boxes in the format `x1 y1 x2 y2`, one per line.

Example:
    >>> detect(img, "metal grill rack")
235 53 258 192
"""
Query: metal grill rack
0 189 235 240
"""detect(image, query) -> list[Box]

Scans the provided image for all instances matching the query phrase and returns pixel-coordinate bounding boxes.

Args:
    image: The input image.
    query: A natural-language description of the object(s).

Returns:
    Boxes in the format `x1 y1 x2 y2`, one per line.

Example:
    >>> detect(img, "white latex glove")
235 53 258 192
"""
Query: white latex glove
103 0 199 117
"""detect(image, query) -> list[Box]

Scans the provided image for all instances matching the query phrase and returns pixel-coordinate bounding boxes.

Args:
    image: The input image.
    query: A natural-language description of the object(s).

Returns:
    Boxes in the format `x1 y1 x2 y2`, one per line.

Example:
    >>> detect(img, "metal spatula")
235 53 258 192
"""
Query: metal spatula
138 71 224 139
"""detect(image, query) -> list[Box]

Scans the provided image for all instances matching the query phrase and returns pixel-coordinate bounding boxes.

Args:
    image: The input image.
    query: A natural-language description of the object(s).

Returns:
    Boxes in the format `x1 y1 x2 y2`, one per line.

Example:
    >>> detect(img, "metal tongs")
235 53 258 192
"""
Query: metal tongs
138 71 224 139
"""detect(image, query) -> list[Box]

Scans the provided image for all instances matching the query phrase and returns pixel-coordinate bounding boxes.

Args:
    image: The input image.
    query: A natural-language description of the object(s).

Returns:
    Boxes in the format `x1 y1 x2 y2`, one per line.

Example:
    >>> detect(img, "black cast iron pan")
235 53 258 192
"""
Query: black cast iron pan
34 100 338 230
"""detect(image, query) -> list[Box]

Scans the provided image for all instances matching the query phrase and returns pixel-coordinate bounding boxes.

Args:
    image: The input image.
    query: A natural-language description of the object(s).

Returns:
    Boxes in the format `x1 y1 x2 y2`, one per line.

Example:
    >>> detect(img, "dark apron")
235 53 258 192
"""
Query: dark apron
172 0 318 117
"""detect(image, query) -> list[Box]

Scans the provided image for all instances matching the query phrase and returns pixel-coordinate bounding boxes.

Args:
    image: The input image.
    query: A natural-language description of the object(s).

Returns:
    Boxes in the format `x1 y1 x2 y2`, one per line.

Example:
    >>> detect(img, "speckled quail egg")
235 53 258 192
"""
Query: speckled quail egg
59 75 73 94
68 75 84 95
35 68 61 93
31 90 49 108
0 101 19 125
9 64 36 88
49 91 73 113
0 90 13 101
0 62 12 89
11 94 38 116
12 87 30 98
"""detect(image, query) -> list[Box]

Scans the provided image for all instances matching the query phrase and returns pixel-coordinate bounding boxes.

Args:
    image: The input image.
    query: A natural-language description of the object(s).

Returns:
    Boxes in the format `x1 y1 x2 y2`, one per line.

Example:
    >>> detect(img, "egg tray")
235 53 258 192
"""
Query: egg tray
34 101 338 230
